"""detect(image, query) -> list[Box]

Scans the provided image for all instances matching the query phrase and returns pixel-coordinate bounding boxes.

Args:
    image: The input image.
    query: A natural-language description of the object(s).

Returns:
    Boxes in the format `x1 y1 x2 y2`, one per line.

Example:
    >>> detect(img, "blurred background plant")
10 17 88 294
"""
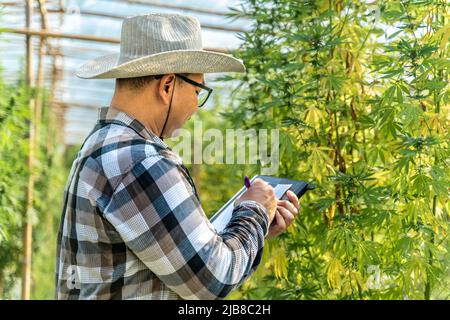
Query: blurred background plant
0 66 75 298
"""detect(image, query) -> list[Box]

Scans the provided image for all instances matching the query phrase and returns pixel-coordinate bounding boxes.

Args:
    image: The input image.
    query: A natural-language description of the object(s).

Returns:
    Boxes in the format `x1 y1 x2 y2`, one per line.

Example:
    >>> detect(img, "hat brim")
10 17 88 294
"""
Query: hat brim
76 49 246 79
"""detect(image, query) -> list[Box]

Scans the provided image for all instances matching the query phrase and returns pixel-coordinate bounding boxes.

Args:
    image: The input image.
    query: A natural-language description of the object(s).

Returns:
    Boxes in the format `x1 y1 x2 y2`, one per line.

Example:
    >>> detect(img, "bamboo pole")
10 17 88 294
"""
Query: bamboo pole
52 56 64 146
53 0 65 147
22 0 34 301
43 8 247 33
46 54 57 153
89 0 234 17
35 0 49 155
2 3 248 33
7 27 121 44
26 0 49 300
5 28 231 53
2 0 239 18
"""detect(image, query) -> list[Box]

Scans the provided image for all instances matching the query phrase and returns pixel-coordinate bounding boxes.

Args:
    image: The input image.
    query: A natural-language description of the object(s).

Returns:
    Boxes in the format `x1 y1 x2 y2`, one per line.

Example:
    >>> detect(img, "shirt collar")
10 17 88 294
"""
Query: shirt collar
97 106 169 150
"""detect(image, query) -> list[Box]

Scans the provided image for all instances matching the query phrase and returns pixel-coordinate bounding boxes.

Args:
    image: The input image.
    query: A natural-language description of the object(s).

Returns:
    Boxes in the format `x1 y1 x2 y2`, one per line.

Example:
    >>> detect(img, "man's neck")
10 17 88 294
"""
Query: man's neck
110 91 164 138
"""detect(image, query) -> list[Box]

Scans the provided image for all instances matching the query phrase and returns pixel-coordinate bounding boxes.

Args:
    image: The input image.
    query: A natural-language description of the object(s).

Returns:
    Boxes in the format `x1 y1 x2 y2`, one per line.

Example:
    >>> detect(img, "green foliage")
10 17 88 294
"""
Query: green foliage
0 74 30 298
0 68 73 299
30 103 74 300
218 0 449 299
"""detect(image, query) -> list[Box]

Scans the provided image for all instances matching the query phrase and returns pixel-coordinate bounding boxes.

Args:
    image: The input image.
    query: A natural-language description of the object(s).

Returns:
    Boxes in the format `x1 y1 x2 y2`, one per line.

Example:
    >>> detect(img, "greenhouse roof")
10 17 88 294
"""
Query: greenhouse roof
0 0 249 145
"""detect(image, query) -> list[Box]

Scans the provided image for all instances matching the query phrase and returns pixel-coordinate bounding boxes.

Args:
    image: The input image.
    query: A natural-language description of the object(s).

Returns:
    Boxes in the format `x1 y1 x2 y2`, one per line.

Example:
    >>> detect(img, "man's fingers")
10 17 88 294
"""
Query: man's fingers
286 190 300 210
277 199 298 216
277 206 295 226
268 192 300 239
274 211 286 231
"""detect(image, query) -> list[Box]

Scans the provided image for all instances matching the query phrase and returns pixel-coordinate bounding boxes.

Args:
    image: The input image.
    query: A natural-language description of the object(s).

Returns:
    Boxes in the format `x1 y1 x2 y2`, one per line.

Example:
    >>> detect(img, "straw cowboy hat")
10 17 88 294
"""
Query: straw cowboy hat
76 13 246 79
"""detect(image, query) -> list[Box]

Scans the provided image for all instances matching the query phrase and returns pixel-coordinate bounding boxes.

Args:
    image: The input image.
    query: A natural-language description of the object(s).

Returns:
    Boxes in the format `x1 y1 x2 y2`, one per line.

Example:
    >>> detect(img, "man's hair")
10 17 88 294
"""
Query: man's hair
116 73 191 91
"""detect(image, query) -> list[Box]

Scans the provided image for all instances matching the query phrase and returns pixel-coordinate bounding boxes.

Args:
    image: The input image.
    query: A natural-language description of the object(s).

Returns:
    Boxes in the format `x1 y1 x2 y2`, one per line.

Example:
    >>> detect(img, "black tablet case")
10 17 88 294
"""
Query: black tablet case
210 175 315 226
257 175 316 200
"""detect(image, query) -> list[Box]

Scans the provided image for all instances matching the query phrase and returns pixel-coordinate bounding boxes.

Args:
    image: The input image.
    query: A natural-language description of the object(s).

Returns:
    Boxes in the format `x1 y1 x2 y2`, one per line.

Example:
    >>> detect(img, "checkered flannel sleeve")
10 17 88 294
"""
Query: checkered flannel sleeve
103 155 269 300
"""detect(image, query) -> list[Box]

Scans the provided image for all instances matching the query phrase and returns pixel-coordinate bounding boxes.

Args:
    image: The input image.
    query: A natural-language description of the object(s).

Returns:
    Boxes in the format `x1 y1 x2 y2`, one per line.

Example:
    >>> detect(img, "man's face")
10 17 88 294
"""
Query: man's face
168 73 205 136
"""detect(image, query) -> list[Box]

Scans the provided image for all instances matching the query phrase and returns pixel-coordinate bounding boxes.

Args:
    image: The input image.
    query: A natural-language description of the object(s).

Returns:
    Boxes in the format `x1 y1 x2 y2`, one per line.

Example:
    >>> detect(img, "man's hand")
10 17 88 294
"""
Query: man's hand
266 190 300 239
235 178 277 224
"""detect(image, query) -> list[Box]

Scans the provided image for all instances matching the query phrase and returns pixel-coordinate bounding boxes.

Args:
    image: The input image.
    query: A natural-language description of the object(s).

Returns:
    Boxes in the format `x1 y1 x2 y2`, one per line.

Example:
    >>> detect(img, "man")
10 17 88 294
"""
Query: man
56 13 299 300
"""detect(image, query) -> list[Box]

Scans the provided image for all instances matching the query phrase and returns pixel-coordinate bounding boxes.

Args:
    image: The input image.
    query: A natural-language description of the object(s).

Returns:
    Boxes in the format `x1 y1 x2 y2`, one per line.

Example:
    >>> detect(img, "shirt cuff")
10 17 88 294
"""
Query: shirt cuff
233 200 269 237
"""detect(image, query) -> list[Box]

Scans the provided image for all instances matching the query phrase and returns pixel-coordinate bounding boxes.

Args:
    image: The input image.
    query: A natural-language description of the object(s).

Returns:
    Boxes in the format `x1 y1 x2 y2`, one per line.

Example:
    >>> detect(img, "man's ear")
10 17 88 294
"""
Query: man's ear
158 74 176 103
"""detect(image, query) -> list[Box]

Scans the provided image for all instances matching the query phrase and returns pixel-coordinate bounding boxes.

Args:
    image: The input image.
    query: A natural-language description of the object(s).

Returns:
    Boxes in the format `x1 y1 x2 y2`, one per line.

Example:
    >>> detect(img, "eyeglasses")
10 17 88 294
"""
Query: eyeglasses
175 74 213 108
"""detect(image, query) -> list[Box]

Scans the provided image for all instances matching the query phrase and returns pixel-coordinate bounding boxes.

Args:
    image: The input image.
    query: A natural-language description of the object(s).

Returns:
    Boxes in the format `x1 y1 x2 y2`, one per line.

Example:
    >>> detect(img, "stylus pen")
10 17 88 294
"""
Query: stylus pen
244 176 251 188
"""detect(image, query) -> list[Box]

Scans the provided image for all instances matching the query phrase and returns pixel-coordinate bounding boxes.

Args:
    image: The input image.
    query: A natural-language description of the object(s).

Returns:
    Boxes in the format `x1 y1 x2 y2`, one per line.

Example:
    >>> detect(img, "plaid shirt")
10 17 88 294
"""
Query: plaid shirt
55 106 269 300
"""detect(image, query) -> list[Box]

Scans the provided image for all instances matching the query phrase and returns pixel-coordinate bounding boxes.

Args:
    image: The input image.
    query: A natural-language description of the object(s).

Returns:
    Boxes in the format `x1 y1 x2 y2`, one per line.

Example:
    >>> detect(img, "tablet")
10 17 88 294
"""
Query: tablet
210 175 315 232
